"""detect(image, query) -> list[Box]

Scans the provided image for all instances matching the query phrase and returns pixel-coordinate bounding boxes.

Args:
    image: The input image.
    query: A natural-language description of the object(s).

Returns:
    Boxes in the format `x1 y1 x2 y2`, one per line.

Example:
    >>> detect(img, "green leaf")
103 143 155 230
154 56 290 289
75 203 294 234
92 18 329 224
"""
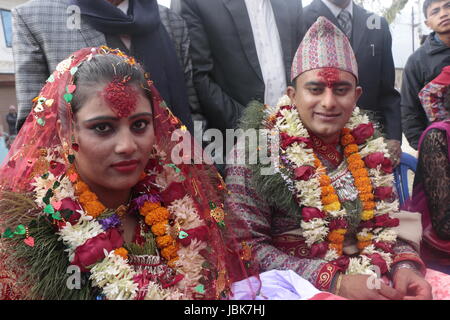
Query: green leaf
2 228 14 239
14 225 26 235
64 93 73 103
37 118 45 126
41 173 49 179
51 211 62 221
68 154 75 164
53 181 61 189
178 231 189 239
194 284 205 294
44 204 55 214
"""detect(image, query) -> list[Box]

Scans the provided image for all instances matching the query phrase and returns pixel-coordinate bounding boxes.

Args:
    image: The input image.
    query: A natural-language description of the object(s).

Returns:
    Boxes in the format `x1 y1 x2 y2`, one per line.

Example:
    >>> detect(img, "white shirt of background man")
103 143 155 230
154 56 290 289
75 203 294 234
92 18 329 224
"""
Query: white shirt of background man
322 0 353 19
244 0 286 107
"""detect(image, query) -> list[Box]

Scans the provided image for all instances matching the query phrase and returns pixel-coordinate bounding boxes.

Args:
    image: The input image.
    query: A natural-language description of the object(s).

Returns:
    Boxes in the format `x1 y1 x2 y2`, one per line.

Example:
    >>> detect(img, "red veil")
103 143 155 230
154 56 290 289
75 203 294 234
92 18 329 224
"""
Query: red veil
0 47 258 299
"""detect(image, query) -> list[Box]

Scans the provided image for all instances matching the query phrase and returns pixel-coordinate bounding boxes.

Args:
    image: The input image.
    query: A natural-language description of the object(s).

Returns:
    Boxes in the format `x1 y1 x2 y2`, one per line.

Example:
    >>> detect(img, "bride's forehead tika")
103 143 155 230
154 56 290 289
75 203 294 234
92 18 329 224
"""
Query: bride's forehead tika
101 76 138 118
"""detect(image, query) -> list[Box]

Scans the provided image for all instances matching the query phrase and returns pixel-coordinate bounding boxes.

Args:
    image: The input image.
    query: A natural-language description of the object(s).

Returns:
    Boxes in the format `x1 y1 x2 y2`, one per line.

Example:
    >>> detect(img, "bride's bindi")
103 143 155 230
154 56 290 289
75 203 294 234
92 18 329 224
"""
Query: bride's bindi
102 77 137 118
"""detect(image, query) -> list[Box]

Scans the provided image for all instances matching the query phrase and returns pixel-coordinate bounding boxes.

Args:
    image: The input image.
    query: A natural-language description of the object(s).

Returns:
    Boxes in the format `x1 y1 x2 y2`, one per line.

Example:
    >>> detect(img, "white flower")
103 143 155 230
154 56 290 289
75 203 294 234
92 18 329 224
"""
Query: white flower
327 209 347 219
368 169 394 188
359 138 389 158
346 107 370 130
175 239 207 285
374 228 397 243
346 256 376 276
90 250 138 300
144 282 170 300
301 218 328 230
57 213 104 261
302 226 329 246
32 174 75 208
168 195 204 230
324 249 340 262
276 95 292 107
362 245 393 267
375 200 399 216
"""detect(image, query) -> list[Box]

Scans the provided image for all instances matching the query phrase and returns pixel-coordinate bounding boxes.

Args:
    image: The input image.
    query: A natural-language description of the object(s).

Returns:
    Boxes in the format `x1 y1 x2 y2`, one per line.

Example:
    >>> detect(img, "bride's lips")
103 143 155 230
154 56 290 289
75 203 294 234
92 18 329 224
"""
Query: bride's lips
111 160 140 173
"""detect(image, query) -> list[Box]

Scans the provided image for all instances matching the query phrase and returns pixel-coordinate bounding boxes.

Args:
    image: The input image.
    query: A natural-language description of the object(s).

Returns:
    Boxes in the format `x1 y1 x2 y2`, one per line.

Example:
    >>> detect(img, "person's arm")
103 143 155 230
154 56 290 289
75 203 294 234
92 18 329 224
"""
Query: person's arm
378 19 402 142
419 129 450 239
178 15 207 133
400 57 429 150
12 8 49 132
180 0 245 132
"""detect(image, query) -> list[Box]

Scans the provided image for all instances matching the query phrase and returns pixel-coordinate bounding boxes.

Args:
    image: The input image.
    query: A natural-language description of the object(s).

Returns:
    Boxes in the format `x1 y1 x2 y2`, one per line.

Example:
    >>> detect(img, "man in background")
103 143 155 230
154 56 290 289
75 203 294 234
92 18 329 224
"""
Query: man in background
12 0 201 134
401 0 450 149
177 0 305 166
304 0 402 165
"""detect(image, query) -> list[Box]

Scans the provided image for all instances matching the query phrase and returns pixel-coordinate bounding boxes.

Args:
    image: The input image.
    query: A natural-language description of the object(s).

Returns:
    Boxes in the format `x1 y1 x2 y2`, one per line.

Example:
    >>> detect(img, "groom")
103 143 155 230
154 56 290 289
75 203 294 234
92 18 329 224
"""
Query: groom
225 17 432 300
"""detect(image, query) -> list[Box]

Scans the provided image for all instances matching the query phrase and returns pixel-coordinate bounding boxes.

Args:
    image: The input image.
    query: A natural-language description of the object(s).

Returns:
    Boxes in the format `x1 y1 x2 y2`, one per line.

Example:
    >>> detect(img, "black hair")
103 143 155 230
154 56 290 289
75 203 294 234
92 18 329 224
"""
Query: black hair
423 0 445 18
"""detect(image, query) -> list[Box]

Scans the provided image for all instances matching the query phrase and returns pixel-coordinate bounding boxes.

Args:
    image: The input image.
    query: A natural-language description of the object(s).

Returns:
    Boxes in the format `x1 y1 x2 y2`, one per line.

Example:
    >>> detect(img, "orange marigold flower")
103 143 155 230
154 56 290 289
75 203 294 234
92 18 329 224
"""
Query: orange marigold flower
363 201 376 211
114 247 129 260
341 128 351 135
348 160 365 171
321 185 335 197
352 168 369 178
328 230 345 243
161 245 178 261
360 185 373 194
74 181 89 194
79 191 97 204
354 177 371 189
314 158 322 168
139 201 161 216
341 134 355 146
145 207 170 225
347 153 362 163
156 235 175 248
319 175 332 186
359 193 374 202
168 257 179 269
151 220 168 236
84 201 106 218
344 144 358 157
322 194 339 205
357 241 372 251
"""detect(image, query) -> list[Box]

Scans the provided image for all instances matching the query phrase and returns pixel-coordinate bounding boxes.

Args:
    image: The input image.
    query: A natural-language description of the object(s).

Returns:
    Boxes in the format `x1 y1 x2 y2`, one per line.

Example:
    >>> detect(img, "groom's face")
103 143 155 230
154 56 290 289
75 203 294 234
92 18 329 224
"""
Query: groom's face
287 68 362 143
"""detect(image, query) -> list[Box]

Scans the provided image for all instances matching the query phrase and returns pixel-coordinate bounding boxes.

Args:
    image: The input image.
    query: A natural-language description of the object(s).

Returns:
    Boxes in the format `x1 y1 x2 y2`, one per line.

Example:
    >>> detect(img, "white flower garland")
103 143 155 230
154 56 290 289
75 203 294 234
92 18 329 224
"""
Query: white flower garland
269 96 399 275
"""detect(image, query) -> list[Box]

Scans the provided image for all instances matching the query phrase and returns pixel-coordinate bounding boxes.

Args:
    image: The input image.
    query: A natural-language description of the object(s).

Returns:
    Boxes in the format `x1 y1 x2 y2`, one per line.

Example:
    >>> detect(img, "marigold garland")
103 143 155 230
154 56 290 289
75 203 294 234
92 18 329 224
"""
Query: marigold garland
139 202 179 262
270 100 399 276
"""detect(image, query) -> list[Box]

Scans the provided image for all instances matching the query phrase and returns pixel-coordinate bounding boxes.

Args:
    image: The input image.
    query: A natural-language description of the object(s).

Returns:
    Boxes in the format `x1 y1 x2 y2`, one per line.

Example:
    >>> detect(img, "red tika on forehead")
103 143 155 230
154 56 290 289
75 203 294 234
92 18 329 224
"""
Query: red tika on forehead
102 78 138 118
318 68 340 88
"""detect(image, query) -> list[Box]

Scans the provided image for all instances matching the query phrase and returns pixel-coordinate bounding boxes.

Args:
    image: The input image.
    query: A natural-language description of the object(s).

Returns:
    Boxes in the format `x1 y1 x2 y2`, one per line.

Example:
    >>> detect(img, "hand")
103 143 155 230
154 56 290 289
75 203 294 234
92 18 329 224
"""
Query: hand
385 139 402 168
392 268 433 300
338 274 404 300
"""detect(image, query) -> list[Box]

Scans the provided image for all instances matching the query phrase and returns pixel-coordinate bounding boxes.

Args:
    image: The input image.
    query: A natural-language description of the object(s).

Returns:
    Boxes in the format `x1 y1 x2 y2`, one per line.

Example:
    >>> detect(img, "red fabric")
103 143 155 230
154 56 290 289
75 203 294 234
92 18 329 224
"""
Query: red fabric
0 46 258 299
72 228 124 272
432 65 450 86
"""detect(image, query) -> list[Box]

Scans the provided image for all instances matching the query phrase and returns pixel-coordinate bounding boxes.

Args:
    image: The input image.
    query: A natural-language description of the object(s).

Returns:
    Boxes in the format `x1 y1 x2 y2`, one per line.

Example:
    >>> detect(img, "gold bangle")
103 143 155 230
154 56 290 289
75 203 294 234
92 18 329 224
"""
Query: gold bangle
335 273 344 296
